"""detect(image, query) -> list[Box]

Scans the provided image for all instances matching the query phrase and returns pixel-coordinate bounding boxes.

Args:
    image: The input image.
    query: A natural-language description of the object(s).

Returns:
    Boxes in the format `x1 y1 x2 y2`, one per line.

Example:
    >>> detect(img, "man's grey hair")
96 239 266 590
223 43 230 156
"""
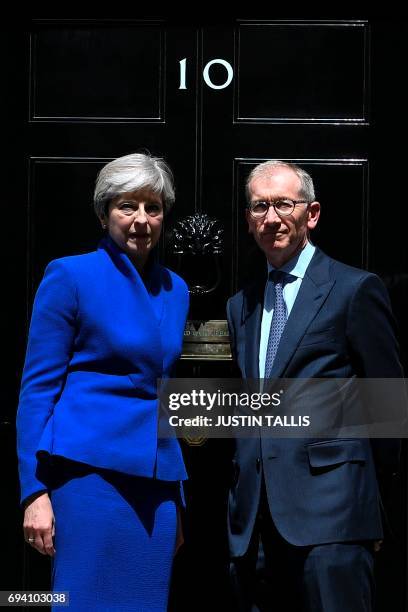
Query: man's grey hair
245 160 316 203
94 152 175 217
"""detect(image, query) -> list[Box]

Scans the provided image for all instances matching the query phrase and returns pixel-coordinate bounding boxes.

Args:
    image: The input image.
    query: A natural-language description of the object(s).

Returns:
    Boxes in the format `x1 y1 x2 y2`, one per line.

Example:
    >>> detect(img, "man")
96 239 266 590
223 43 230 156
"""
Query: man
226 161 403 611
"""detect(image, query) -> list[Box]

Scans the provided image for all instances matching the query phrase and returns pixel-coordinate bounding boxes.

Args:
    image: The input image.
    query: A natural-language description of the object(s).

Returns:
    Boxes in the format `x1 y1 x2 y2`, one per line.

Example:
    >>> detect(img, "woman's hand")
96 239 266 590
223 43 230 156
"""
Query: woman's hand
23 492 56 556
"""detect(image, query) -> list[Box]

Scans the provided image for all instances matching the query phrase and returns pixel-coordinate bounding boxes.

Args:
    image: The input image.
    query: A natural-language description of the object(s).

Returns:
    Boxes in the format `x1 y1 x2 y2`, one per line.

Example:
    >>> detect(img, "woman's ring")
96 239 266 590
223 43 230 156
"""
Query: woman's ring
28 537 35 543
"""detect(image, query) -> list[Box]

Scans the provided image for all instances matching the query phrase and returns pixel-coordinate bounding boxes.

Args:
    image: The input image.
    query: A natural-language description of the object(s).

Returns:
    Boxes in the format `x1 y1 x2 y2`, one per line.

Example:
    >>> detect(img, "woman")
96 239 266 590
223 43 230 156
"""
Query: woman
16 153 189 611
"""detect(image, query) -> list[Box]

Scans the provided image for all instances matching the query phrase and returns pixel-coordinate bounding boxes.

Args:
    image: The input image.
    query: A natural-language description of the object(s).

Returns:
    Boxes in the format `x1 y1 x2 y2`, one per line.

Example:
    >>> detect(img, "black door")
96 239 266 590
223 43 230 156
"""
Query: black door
3 15 407 611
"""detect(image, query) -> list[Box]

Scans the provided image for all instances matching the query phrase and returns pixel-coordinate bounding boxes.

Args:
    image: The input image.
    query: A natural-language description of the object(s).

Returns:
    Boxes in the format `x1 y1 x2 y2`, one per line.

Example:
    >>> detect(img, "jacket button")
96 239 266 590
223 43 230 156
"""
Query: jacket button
256 458 261 472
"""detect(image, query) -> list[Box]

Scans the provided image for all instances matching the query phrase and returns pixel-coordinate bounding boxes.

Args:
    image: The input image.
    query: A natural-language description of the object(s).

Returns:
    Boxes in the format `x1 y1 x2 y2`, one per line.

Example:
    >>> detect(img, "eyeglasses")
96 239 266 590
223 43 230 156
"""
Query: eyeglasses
248 199 309 219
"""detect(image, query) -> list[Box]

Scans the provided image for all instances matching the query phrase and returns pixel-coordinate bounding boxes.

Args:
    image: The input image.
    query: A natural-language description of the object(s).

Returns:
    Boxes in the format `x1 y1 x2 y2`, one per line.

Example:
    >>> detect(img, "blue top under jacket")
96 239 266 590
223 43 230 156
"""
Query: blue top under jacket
17 236 189 504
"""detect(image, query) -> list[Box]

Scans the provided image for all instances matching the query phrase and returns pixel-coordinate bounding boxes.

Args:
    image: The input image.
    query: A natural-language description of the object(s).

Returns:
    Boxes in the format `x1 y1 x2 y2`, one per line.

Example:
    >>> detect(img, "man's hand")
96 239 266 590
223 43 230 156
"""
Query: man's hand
23 492 56 557
373 540 383 553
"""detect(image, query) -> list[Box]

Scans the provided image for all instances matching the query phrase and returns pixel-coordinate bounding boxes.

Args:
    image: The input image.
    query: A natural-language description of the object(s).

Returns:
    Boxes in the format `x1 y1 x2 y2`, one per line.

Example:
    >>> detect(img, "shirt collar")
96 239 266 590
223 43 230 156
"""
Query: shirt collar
266 241 316 280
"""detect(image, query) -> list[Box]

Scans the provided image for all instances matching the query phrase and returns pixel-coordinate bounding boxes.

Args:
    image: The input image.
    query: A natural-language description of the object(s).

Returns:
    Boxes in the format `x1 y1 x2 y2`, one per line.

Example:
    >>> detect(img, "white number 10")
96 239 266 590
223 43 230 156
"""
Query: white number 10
179 58 233 90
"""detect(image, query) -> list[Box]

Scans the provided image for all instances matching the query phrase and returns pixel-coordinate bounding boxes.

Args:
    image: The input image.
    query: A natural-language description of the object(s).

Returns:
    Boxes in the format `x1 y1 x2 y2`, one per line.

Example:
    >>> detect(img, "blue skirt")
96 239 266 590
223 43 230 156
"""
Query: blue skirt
49 459 179 611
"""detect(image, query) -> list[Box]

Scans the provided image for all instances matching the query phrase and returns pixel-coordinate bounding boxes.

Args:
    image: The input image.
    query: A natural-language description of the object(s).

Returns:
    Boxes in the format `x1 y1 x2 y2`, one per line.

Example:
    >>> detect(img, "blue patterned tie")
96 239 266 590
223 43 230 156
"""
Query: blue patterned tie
264 270 288 378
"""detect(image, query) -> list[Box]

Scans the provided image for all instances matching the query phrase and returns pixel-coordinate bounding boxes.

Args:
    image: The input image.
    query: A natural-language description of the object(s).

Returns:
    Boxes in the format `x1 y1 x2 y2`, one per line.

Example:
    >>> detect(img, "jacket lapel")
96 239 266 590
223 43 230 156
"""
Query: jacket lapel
100 236 164 323
145 261 166 326
268 248 335 379
244 276 265 379
98 236 164 381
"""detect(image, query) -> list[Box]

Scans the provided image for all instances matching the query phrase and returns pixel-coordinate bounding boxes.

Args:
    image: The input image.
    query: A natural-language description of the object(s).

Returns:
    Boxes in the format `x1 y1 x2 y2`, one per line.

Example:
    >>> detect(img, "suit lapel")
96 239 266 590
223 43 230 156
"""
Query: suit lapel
100 236 164 323
268 249 335 379
145 262 166 326
244 277 265 379
99 236 164 383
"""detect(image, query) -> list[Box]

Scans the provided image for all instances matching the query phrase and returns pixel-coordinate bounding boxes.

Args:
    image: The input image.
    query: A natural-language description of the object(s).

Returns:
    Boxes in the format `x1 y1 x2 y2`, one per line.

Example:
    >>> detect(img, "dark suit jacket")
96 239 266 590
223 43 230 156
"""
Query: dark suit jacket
226 247 403 556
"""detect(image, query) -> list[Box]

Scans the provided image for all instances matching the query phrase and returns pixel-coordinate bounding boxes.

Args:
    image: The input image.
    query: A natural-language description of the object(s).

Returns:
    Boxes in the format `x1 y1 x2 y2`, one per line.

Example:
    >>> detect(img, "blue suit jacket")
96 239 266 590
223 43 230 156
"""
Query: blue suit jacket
226 248 403 555
17 236 189 505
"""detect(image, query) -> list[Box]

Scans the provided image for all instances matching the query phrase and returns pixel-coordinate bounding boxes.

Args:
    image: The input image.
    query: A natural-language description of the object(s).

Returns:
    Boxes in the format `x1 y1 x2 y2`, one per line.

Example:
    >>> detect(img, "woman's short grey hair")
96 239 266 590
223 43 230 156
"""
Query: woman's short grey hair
245 160 316 203
94 152 175 217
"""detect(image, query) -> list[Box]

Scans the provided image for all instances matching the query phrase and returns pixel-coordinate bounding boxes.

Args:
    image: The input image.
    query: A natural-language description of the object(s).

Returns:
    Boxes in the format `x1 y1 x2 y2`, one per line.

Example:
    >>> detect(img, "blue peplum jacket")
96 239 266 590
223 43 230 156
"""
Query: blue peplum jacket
17 236 189 505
